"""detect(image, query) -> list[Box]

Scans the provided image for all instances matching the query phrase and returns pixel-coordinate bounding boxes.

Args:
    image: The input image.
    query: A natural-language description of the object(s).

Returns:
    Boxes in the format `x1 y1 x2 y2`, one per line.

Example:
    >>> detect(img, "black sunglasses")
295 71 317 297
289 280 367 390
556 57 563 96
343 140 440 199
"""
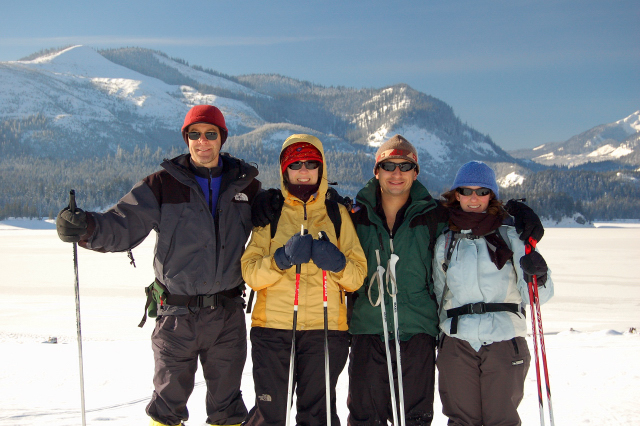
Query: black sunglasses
456 187 492 197
378 162 417 172
187 131 219 141
288 160 321 170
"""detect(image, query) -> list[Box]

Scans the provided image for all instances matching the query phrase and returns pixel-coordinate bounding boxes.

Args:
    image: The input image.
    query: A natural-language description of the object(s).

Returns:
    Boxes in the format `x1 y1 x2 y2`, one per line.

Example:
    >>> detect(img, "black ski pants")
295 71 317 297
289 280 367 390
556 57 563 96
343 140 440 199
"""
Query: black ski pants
244 327 350 426
146 298 248 426
437 335 530 426
347 333 437 425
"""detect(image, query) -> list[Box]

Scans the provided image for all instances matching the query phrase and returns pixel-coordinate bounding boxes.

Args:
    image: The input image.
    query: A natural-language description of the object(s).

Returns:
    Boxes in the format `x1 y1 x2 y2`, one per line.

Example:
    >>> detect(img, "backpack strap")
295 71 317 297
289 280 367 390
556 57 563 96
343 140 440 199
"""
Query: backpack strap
269 200 284 239
438 230 490 317
324 198 342 240
437 229 454 318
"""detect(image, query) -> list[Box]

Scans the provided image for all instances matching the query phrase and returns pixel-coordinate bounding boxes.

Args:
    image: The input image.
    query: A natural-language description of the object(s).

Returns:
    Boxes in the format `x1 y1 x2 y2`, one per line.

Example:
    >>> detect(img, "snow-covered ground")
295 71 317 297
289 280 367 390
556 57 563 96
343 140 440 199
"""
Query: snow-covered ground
1 220 639 425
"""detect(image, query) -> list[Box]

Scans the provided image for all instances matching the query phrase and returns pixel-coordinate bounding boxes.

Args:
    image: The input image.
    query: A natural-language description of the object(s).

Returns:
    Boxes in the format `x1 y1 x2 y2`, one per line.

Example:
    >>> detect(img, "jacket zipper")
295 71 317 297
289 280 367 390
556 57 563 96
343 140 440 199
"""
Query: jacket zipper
208 174 213 214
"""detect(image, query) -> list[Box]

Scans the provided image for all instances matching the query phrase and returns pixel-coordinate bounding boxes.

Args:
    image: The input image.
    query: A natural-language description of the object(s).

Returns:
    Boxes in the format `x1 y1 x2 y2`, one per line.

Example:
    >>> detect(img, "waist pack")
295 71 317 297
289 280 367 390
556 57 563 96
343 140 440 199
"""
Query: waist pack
139 280 169 328
138 280 244 327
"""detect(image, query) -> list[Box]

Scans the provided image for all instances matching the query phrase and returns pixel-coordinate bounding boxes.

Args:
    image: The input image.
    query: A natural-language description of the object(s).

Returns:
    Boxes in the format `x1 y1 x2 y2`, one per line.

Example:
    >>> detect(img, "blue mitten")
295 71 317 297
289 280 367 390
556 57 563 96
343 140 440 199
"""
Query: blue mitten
312 232 346 273
274 233 313 270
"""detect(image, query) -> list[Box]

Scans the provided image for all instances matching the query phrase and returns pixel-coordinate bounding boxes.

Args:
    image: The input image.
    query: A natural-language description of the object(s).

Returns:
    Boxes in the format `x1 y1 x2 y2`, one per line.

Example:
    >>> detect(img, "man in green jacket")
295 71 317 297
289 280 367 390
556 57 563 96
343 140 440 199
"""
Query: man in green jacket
347 135 448 425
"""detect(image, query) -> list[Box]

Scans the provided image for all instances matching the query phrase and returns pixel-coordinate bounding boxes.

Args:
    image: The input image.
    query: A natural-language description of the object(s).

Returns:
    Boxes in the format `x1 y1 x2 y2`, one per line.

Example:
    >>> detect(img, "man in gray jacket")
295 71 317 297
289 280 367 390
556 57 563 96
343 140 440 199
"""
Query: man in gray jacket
56 105 261 426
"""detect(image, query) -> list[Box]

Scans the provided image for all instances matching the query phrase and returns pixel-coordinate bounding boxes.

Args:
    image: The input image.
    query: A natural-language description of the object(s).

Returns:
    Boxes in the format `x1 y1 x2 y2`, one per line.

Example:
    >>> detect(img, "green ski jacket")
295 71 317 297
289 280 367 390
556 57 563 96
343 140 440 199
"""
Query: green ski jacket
349 177 448 340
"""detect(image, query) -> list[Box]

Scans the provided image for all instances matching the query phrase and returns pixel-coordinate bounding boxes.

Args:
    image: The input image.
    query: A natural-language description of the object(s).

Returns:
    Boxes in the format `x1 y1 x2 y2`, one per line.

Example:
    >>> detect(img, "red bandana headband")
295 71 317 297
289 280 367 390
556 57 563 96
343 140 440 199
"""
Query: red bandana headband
281 142 323 174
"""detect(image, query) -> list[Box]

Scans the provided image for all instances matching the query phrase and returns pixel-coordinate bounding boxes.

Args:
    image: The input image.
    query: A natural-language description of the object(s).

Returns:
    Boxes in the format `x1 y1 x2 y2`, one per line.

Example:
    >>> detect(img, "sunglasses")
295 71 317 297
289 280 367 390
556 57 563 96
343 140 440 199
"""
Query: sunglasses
378 162 417 172
456 187 492 197
288 160 321 170
187 131 219 141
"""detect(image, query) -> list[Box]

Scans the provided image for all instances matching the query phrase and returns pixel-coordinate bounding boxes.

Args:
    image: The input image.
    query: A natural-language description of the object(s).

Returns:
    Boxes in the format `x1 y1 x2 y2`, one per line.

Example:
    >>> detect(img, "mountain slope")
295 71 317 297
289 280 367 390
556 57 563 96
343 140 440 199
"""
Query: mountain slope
510 111 640 168
0 46 266 156
2 46 639 220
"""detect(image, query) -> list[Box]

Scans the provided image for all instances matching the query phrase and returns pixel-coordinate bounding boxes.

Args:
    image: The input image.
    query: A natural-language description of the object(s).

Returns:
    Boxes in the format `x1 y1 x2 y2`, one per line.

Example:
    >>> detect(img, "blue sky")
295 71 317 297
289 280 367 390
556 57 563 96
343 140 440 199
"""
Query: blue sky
1 0 638 150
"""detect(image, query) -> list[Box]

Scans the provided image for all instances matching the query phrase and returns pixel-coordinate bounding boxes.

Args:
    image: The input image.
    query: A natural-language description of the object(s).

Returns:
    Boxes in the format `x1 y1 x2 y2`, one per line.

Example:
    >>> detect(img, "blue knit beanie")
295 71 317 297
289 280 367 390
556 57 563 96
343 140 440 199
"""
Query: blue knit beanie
451 161 499 199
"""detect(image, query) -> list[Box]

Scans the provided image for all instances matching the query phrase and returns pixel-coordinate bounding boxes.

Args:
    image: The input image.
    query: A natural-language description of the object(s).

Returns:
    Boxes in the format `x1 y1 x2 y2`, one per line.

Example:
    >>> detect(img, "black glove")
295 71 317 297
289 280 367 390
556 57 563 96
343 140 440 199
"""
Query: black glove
56 207 88 243
251 188 284 228
505 200 544 243
520 251 548 287
326 187 353 211
274 232 313 270
312 231 347 273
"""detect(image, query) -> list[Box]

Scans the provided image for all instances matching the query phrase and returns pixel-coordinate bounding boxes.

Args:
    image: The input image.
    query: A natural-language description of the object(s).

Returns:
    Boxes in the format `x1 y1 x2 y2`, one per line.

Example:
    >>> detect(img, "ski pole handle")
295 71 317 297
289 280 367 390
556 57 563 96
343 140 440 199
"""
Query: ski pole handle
525 237 538 254
69 189 77 213
295 224 304 274
525 237 540 287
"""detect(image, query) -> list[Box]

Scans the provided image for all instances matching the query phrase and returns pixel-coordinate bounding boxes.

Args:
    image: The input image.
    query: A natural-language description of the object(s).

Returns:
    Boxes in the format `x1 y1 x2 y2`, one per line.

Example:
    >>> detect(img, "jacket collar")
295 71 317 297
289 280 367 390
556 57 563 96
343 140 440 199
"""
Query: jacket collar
357 177 437 223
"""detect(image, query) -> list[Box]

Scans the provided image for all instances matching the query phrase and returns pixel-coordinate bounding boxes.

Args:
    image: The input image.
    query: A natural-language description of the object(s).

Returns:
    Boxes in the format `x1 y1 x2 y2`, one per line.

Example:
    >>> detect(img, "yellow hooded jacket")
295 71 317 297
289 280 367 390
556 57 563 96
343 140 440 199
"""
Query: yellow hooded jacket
241 134 367 331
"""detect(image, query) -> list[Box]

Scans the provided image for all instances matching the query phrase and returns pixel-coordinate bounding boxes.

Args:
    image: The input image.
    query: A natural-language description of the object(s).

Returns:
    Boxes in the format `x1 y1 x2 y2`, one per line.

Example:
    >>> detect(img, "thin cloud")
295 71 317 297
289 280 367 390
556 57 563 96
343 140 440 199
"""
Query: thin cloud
0 35 331 48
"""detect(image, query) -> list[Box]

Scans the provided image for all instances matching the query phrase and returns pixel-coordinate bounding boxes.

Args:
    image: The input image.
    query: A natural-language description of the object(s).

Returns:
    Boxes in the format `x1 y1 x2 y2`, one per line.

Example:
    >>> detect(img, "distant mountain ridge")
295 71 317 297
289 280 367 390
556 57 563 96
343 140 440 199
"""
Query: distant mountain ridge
1 45 639 221
510 111 640 168
0 45 518 190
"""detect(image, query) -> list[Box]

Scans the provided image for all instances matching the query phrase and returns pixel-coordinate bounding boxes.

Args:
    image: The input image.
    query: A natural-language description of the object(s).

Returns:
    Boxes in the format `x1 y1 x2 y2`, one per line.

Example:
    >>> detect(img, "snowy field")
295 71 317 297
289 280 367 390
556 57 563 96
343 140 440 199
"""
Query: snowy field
0 219 639 425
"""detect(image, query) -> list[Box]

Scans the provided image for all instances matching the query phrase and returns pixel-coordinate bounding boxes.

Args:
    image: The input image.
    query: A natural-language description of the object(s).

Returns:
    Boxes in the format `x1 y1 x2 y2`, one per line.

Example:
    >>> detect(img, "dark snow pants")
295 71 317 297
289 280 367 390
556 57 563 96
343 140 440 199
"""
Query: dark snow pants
146 297 248 426
436 335 531 426
244 327 350 426
347 333 437 425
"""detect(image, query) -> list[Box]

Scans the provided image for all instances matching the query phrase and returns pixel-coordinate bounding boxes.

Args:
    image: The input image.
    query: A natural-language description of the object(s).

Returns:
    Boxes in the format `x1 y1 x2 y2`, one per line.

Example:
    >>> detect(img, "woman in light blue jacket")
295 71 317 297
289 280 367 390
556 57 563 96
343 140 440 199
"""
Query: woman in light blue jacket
432 161 553 426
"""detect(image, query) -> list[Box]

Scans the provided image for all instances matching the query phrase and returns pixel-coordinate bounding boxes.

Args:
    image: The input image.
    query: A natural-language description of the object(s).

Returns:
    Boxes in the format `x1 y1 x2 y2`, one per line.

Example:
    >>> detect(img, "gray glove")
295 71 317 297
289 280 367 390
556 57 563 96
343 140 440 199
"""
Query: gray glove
56 207 88 243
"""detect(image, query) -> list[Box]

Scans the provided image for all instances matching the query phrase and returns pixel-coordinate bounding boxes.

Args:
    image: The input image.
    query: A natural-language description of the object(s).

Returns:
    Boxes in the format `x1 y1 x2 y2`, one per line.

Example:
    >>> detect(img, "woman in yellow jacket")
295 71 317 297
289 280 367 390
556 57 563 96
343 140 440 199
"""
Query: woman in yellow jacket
242 134 367 425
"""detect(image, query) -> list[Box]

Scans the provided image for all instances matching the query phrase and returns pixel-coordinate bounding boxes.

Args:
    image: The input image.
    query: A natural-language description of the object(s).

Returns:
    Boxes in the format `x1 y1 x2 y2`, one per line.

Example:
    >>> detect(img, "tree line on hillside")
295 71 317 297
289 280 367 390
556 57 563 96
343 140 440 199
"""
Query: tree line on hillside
1 143 638 221
500 169 640 221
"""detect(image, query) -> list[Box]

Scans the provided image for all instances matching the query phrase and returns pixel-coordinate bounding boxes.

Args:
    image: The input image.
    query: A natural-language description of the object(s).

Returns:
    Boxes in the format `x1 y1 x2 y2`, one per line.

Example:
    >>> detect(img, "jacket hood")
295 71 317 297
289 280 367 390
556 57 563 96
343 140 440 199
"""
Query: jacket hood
279 134 328 204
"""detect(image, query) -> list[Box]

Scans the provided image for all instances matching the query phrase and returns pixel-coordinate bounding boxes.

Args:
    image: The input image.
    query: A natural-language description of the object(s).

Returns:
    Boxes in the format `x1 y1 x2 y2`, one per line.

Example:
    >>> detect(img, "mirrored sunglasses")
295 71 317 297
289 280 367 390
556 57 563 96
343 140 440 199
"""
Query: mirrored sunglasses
378 162 417 172
456 187 492 197
288 160 321 170
187 131 219 141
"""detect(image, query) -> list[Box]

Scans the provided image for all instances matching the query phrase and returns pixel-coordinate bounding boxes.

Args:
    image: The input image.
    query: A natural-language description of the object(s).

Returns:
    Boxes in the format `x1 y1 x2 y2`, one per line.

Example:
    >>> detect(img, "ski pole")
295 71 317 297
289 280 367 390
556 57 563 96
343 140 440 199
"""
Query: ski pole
373 249 399 425
285 225 304 426
526 238 555 426
386 241 405 426
318 232 332 426
69 190 87 426
526 267 544 426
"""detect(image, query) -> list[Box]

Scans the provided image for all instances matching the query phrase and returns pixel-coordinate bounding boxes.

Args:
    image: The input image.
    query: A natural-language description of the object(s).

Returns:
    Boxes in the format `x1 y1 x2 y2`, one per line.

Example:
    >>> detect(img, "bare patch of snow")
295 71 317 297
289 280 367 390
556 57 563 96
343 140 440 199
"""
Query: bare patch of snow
498 171 524 187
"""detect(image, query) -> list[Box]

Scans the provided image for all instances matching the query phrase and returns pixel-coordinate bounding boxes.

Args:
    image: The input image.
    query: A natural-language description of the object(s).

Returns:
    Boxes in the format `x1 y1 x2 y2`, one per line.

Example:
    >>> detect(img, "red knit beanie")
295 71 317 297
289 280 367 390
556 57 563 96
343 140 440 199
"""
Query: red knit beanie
280 142 323 175
181 105 228 145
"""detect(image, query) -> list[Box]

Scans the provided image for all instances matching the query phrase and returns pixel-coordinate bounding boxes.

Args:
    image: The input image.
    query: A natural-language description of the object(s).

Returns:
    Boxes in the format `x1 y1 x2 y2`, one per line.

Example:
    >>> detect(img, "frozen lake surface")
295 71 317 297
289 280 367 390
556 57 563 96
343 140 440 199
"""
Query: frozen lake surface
0 221 638 425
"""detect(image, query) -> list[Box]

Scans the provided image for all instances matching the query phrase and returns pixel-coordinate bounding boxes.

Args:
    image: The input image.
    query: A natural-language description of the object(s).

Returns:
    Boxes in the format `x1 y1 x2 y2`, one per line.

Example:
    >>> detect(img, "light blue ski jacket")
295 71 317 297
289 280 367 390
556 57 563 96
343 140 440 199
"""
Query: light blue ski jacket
432 225 554 351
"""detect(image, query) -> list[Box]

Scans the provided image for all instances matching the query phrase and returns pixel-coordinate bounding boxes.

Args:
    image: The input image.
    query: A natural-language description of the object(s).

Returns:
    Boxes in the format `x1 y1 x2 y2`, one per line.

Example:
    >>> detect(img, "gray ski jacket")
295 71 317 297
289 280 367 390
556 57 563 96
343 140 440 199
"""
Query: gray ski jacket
80 153 260 314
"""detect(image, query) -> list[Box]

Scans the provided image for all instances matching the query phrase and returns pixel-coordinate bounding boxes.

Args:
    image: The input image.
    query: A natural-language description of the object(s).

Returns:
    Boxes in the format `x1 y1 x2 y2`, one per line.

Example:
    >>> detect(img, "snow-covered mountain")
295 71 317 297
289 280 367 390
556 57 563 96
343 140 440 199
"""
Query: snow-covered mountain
0 45 518 189
0 46 266 157
510 111 640 168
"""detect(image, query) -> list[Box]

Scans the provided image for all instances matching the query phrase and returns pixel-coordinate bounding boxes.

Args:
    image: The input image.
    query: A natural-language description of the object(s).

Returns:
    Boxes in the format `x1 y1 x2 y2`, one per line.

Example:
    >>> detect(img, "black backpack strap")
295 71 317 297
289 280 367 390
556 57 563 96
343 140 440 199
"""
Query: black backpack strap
269 201 284 239
246 288 256 313
324 198 342 240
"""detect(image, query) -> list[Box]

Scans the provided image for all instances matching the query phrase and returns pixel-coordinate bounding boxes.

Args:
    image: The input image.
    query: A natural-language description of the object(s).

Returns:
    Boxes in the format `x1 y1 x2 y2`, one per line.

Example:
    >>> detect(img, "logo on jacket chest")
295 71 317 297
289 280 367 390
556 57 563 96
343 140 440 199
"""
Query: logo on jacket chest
234 192 249 202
